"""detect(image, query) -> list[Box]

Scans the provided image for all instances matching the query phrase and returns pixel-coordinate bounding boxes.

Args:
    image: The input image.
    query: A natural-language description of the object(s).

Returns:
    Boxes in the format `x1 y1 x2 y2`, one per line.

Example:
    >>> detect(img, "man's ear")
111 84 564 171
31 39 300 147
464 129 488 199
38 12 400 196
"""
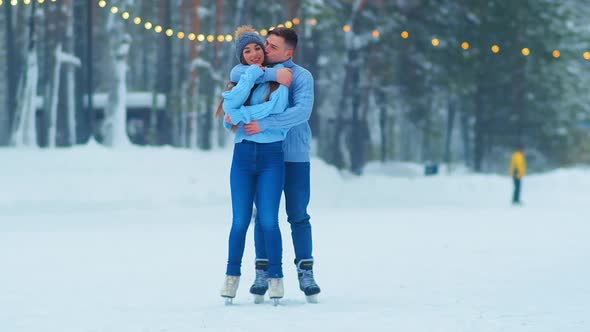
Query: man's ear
286 49 295 58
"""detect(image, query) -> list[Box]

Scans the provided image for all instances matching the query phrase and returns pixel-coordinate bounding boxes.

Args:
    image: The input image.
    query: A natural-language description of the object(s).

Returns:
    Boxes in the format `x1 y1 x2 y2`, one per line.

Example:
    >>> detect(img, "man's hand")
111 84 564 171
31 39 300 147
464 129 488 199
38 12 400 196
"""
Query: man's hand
244 121 262 135
276 68 293 87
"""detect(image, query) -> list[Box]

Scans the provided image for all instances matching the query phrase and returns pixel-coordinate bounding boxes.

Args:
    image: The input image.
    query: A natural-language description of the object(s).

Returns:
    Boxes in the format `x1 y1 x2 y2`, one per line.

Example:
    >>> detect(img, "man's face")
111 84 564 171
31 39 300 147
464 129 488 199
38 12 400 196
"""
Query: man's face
264 34 294 64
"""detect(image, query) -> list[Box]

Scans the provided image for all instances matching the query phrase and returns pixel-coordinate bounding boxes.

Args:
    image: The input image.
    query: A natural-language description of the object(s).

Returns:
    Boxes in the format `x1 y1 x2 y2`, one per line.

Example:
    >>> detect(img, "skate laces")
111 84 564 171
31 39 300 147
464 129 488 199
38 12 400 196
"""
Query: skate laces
298 269 317 289
252 269 268 287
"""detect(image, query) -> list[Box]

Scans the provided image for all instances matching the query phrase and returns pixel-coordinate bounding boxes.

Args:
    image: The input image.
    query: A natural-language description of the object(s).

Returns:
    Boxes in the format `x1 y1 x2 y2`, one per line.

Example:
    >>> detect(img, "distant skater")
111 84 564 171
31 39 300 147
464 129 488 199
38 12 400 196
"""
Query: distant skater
509 147 527 205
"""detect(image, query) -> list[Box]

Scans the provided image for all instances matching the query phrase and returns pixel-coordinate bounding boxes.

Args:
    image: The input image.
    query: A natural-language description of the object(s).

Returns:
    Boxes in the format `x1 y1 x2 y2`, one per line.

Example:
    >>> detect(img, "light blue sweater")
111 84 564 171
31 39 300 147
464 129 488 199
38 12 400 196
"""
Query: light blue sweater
223 64 289 144
230 58 314 162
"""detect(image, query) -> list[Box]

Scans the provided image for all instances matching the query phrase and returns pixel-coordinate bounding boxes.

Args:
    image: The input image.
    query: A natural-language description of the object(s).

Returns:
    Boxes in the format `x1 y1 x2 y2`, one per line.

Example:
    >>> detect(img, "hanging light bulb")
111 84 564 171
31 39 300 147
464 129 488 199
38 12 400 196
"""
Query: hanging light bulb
522 48 530 56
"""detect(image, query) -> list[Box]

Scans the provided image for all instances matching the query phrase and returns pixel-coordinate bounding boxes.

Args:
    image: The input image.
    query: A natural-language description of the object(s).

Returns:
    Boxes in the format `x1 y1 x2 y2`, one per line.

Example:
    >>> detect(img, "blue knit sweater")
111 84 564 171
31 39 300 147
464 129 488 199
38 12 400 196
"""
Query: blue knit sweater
223 64 289 144
230 58 314 162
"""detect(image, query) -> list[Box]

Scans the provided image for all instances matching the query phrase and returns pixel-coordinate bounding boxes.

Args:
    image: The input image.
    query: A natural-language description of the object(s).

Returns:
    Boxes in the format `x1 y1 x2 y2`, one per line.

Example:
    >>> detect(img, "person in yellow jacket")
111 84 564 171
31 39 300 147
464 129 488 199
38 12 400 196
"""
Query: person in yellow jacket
509 147 527 205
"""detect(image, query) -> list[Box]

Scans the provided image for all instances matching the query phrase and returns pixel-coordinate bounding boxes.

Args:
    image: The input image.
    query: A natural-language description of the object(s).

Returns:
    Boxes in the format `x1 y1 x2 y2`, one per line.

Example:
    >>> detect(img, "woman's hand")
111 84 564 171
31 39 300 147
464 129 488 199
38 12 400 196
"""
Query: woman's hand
225 114 234 125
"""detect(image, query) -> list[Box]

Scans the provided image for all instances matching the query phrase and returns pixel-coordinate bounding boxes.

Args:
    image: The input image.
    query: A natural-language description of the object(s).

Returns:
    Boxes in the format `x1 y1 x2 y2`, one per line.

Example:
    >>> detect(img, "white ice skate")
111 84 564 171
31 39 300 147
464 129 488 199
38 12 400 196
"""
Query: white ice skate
267 278 284 306
220 275 240 305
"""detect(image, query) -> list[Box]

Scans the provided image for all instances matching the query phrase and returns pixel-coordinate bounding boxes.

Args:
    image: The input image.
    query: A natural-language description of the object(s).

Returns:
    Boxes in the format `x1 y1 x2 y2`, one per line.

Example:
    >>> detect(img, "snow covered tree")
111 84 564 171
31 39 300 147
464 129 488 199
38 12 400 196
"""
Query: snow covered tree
101 2 133 147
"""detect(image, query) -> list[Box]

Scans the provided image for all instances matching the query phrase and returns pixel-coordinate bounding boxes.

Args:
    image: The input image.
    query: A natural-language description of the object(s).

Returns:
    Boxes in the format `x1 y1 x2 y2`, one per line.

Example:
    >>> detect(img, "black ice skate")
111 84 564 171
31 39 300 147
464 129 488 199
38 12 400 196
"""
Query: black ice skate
249 259 269 304
296 259 321 303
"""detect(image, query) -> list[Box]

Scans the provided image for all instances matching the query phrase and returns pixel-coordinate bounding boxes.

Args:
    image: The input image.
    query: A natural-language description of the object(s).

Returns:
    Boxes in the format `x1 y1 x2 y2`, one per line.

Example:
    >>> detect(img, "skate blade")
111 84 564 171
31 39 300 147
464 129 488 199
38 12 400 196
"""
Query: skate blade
306 294 319 303
271 298 281 306
253 295 264 304
223 297 234 305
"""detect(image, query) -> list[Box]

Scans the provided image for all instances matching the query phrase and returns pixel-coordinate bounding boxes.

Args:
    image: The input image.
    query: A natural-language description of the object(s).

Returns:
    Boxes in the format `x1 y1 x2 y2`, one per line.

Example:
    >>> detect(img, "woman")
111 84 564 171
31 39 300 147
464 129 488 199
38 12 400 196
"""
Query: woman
217 26 289 305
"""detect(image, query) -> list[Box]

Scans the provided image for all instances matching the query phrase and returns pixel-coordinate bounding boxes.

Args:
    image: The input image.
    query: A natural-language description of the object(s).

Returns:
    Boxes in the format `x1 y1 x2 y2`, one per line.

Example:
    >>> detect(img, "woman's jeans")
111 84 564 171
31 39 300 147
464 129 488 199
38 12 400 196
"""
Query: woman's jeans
226 140 284 278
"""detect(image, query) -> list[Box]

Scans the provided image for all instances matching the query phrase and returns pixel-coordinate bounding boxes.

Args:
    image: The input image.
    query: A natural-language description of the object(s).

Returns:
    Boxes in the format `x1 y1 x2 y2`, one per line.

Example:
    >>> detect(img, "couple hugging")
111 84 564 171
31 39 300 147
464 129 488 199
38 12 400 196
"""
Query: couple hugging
216 26 320 305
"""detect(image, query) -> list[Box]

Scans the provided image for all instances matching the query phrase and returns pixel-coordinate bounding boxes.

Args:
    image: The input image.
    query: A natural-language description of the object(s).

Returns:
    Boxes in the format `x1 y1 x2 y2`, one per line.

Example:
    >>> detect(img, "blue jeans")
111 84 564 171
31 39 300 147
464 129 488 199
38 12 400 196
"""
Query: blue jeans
226 140 284 278
255 162 312 262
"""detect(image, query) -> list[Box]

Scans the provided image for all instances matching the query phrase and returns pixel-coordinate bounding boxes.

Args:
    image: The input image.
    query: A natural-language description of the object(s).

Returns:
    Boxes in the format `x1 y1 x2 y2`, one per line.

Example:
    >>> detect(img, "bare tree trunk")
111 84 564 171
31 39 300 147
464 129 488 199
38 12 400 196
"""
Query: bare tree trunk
460 108 471 167
188 0 201 148
11 3 39 147
48 43 63 148
512 34 527 147
64 0 76 146
376 89 388 162
3 1 18 145
444 97 457 167
473 83 485 172
0 8 7 145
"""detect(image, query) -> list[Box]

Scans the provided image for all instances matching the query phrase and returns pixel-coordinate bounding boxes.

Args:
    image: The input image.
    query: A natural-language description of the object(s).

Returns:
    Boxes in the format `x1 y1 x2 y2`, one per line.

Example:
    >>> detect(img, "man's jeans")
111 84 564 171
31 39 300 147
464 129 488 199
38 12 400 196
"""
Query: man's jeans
226 141 284 278
255 162 313 262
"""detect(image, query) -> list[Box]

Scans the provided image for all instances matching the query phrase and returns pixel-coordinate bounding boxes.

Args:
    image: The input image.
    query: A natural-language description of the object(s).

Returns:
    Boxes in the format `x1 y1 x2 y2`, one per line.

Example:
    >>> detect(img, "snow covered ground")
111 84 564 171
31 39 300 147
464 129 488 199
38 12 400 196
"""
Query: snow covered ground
1 145 589 332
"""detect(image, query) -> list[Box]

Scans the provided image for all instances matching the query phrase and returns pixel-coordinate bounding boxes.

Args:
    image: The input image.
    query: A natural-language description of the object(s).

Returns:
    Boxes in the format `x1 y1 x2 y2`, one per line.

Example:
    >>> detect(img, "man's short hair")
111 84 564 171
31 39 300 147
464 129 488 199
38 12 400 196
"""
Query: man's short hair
268 27 298 50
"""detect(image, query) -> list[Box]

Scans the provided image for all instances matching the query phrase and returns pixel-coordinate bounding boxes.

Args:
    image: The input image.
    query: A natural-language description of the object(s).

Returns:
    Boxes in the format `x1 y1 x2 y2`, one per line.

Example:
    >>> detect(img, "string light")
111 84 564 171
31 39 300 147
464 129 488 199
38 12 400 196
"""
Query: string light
522 48 532 56
96 0 301 43
88 0 590 62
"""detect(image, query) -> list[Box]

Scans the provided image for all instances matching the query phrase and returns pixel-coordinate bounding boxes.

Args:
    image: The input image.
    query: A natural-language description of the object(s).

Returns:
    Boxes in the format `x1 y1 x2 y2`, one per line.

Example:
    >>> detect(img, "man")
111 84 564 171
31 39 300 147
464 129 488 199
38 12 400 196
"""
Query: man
229 27 320 302
509 146 527 205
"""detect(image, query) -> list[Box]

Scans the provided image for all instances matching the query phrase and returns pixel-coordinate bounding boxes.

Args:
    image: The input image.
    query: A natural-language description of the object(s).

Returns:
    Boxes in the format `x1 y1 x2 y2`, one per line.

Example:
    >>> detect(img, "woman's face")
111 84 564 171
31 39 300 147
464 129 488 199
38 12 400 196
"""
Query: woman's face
242 43 265 65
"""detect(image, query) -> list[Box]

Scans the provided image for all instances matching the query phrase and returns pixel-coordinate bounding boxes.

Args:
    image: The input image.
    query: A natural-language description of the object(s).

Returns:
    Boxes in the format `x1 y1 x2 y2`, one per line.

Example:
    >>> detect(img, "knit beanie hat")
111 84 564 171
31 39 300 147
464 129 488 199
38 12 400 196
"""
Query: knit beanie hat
234 26 265 64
